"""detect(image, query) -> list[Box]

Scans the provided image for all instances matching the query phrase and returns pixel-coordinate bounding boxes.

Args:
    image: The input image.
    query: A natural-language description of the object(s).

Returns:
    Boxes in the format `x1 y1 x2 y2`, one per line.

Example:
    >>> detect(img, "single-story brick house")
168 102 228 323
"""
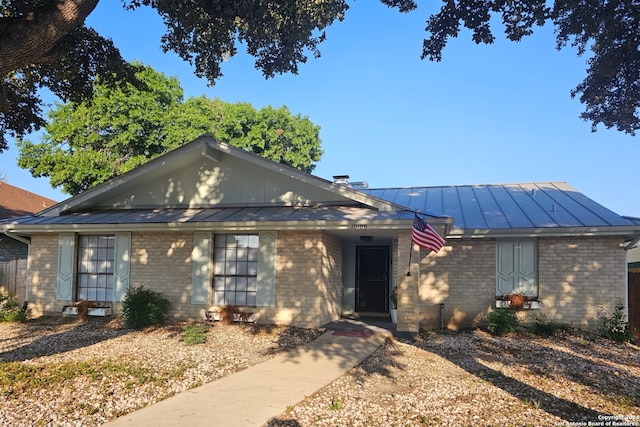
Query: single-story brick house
2 135 640 332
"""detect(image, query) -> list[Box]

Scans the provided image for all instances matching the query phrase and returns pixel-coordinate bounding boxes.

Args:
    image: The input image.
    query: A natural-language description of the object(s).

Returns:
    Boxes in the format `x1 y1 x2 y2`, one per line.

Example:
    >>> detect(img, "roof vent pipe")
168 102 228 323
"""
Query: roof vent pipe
333 175 350 185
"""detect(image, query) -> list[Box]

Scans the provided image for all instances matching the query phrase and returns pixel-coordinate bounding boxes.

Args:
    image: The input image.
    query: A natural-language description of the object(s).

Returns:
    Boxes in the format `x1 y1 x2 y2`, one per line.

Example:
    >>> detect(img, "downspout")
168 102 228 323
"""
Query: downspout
2 229 31 305
3 229 30 245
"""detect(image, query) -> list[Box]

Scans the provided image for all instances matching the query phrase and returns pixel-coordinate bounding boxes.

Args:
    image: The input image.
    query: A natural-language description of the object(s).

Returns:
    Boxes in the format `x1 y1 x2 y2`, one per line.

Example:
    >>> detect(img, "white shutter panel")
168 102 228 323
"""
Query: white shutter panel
113 233 131 302
496 238 537 296
496 239 516 295
517 239 537 295
56 233 75 300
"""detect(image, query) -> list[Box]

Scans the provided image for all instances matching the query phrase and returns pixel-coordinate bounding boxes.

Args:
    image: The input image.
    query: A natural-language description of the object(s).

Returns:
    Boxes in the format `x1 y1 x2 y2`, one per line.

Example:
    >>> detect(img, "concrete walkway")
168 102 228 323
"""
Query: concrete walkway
103 320 390 427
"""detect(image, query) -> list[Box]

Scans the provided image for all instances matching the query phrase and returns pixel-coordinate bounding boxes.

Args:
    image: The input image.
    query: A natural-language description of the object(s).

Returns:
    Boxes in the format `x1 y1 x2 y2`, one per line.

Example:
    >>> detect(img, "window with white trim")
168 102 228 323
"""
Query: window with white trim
213 234 258 306
496 238 538 297
77 234 115 302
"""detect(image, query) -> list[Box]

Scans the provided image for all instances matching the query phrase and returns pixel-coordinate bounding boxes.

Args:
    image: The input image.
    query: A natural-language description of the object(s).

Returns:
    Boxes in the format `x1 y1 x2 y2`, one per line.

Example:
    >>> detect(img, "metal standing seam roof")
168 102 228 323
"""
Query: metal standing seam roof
3 182 637 234
362 182 637 230
3 206 418 227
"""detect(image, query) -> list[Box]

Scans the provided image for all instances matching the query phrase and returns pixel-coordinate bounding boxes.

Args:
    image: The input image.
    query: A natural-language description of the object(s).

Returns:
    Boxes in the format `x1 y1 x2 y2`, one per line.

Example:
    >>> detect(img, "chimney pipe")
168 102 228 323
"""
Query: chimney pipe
332 175 350 185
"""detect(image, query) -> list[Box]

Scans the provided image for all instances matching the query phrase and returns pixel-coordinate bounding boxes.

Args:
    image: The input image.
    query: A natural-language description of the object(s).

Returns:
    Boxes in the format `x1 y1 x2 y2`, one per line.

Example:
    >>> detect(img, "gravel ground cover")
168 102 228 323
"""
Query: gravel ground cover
268 329 640 427
1 317 639 427
0 316 323 427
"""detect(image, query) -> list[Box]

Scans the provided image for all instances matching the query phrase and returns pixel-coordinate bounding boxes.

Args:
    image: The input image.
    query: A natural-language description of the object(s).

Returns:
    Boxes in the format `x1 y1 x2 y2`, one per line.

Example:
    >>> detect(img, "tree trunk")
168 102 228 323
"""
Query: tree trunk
0 0 100 76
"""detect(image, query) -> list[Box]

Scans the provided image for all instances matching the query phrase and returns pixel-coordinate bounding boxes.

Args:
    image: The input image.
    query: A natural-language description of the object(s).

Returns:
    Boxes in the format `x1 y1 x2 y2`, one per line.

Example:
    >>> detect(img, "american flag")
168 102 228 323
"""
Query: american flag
412 214 446 253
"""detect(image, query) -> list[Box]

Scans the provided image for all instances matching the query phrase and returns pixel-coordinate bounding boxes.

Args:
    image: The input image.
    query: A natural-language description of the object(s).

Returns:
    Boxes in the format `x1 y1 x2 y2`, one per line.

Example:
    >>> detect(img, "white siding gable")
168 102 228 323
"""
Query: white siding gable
100 154 350 208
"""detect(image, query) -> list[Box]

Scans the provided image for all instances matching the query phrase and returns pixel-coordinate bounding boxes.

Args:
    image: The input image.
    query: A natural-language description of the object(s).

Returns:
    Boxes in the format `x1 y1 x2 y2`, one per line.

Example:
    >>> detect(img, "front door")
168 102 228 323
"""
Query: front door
355 245 389 312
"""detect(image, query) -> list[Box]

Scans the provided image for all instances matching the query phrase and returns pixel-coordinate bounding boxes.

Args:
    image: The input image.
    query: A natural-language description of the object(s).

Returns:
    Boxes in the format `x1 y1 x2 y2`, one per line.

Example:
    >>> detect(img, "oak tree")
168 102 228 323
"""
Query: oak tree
17 65 322 195
0 0 352 152
423 0 640 135
2 0 639 149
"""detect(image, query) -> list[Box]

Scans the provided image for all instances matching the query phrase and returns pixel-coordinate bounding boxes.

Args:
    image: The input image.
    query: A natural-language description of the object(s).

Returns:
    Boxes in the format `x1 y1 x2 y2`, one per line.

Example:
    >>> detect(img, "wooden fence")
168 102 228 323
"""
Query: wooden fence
0 259 27 301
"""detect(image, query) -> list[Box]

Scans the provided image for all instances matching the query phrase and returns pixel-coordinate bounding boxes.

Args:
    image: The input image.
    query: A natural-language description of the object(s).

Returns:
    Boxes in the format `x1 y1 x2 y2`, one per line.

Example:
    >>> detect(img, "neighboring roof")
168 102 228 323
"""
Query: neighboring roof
364 182 640 237
0 181 57 219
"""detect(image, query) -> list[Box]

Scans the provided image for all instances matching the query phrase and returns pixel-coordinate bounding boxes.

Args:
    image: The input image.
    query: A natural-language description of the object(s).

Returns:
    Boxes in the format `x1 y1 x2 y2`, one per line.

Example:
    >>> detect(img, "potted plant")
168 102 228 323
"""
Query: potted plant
495 294 541 309
389 286 398 324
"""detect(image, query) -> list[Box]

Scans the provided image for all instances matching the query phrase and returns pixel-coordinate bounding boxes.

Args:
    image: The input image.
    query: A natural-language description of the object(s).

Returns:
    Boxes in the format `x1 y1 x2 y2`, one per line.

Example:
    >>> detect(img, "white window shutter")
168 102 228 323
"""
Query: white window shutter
256 231 277 306
56 233 75 300
113 233 131 302
496 238 537 296
517 239 537 295
191 232 212 304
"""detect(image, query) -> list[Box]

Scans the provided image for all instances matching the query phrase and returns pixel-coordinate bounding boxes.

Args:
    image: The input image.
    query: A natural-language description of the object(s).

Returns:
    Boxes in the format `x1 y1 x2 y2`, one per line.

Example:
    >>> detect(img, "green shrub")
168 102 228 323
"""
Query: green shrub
330 396 344 410
528 313 569 337
183 323 208 346
486 308 519 336
0 293 28 322
597 299 634 343
121 286 171 329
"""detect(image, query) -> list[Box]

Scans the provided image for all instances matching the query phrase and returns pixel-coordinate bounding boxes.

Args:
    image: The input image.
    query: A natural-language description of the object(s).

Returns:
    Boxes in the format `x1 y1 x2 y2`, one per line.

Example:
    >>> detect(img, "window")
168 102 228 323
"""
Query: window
77 235 115 302
213 234 258 306
496 238 538 297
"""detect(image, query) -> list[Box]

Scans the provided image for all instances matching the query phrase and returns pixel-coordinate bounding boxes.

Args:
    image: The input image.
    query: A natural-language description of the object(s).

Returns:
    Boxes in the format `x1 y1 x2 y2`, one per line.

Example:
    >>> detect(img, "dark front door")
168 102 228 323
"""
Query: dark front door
356 246 389 312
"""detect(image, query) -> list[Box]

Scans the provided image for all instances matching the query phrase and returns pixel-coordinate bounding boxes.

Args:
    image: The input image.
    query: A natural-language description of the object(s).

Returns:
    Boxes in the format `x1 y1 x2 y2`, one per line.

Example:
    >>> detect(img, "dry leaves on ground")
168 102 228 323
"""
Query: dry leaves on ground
268 329 640 427
0 316 323 427
1 317 639 427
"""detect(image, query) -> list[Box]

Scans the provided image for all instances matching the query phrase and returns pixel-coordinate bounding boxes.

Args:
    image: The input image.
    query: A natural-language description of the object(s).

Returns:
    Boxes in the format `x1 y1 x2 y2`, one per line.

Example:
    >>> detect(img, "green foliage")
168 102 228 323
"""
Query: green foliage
183 323 208 346
597 299 634 343
0 0 351 152
0 358 186 397
1 0 639 149
527 313 569 337
121 286 171 330
329 396 344 410
17 64 194 195
486 308 519 336
423 0 640 135
17 64 322 195
209 101 322 174
0 293 27 322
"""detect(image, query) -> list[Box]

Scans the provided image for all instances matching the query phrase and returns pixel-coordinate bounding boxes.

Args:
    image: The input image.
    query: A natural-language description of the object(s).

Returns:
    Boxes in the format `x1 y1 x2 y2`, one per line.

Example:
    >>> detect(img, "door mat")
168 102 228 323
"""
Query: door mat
332 329 374 338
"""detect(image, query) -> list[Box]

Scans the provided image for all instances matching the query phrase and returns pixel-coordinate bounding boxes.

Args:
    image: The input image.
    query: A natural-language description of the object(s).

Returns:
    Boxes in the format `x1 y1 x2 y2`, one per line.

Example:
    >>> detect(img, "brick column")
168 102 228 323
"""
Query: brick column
397 230 420 333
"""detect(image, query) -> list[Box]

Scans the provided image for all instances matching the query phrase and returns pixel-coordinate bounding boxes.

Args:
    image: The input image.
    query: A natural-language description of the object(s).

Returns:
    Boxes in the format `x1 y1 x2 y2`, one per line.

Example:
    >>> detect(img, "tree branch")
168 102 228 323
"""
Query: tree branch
0 0 100 76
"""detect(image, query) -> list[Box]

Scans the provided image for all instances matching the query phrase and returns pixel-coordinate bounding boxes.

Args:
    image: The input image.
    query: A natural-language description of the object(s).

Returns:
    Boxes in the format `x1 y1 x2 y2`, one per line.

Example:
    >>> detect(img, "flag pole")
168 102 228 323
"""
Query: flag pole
407 209 416 276
407 240 413 276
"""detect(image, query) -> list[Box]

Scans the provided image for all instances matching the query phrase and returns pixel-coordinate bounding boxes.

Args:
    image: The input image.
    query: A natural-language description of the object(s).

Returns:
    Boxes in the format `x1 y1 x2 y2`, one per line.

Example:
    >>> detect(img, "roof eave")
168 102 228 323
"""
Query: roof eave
2 218 436 234
447 225 640 239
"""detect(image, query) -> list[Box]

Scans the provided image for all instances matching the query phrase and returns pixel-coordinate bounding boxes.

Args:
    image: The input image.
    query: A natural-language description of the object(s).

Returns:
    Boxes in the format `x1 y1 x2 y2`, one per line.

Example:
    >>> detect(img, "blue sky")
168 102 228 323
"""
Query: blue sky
3 1 638 216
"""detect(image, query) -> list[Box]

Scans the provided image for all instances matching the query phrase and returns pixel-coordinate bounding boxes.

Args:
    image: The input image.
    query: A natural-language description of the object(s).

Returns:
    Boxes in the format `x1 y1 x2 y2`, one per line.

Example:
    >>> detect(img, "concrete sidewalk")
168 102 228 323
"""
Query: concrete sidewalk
103 323 389 427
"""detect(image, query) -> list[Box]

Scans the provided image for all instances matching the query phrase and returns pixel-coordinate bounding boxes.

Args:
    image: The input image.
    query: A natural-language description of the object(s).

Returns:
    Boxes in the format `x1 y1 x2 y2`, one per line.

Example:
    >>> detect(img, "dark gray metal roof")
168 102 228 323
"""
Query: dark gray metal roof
6 206 416 227
3 182 637 236
363 182 636 230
